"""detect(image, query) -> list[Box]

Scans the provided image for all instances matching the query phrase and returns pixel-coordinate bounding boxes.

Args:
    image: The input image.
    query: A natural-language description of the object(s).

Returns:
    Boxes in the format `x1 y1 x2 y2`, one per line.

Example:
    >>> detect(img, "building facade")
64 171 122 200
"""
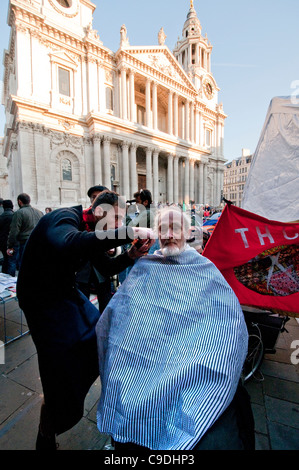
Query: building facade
223 149 252 207
1 0 227 210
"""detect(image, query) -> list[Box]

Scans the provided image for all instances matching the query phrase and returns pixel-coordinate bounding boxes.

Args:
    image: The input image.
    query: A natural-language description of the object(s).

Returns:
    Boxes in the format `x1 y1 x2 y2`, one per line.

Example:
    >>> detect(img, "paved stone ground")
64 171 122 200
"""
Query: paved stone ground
1 300 298 450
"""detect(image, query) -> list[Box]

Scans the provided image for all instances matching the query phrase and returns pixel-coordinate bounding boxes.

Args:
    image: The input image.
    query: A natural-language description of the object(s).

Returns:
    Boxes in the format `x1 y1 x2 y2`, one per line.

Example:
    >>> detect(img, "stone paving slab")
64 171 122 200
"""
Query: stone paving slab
268 422 299 450
265 396 299 430
0 393 42 450
262 375 299 404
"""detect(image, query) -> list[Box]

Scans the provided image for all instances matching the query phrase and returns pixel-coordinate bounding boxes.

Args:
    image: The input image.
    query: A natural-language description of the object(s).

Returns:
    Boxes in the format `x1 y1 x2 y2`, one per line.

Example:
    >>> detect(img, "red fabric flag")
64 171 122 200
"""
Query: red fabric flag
203 204 299 316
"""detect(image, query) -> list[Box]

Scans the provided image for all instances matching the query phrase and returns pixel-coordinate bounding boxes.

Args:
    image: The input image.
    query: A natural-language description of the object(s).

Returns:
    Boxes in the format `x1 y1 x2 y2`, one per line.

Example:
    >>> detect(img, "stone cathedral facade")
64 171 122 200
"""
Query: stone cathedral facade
1 0 226 210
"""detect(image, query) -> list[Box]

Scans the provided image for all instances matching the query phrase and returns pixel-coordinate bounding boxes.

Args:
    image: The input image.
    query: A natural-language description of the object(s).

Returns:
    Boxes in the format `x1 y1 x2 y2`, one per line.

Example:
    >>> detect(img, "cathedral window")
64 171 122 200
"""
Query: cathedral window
62 158 72 181
137 105 145 125
106 87 114 111
205 129 211 147
59 67 70 97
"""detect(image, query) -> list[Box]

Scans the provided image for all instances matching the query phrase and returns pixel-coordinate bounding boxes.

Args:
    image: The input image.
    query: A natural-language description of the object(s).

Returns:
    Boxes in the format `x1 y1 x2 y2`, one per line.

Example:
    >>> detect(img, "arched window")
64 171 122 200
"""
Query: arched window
106 87 114 111
56 0 72 7
62 158 72 181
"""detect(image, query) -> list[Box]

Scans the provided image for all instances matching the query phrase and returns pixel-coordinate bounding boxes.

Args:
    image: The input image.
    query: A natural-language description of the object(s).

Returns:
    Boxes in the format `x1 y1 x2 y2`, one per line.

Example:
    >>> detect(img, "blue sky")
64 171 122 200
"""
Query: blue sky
1 0 299 162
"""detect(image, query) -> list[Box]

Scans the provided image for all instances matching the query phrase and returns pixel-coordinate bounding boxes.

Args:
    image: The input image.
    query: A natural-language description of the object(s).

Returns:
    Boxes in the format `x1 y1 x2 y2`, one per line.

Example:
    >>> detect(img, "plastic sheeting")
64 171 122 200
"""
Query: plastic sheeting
242 96 299 222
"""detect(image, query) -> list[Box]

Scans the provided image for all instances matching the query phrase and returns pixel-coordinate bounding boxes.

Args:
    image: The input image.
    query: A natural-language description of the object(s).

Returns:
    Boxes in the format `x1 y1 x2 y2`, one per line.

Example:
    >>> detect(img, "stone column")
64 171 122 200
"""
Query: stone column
129 70 136 122
93 134 102 185
173 94 179 137
179 158 183 204
184 157 190 205
120 66 127 120
146 147 153 193
152 81 158 130
190 102 194 143
185 100 190 141
33 125 46 205
203 163 207 203
196 44 200 64
167 153 174 204
130 143 138 198
122 141 130 200
199 112 203 146
103 136 111 189
195 107 199 145
173 155 179 204
199 161 204 203
168 91 173 135
153 149 159 203
146 79 151 128
194 163 199 203
181 104 185 140
189 159 194 203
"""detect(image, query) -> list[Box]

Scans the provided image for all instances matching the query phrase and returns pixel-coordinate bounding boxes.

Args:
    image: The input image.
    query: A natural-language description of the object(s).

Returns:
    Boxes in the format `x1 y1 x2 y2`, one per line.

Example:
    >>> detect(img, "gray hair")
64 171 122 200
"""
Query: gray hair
154 205 191 239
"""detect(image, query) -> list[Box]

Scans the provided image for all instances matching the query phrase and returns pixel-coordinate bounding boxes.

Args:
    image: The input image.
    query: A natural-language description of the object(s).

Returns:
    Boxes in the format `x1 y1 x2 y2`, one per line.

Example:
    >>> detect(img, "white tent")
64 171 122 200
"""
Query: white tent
242 96 299 222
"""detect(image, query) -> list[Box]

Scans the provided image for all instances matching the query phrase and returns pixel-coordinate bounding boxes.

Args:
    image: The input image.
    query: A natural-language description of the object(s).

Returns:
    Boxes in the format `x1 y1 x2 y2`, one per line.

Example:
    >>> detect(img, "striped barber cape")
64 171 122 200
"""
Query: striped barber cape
96 246 248 450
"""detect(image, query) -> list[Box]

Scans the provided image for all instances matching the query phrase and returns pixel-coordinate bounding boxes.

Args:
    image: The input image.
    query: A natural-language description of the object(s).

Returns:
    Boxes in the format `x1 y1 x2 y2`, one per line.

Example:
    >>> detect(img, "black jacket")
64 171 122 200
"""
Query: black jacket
0 208 14 248
16 205 134 434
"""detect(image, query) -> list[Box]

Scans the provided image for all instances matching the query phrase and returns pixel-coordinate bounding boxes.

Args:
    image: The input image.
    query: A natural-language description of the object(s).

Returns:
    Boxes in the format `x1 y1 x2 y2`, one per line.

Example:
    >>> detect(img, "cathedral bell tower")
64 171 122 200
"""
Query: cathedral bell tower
173 1 216 101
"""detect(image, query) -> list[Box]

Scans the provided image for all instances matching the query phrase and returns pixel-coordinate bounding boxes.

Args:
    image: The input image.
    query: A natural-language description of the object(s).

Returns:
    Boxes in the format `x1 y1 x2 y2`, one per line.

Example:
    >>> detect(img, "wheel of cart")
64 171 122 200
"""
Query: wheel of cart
241 306 289 383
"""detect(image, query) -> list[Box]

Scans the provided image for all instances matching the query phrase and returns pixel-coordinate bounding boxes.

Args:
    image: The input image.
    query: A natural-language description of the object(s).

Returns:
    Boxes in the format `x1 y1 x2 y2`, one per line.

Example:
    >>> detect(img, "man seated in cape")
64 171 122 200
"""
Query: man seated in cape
96 206 253 451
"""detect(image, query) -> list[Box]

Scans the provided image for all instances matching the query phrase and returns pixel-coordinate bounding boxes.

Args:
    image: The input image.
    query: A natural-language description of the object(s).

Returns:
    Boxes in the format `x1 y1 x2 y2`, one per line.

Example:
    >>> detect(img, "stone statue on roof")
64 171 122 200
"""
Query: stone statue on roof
120 24 129 48
158 27 167 46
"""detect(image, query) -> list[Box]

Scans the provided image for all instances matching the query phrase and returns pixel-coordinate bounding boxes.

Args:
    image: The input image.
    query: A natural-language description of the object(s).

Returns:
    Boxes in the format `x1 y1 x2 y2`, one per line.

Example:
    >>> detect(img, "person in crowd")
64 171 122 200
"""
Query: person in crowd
203 204 211 218
91 190 152 312
0 200 17 276
132 189 155 229
7 193 43 265
96 205 253 451
16 200 153 450
81 184 108 232
119 189 157 283
45 207 52 214
75 184 108 301
0 198 4 216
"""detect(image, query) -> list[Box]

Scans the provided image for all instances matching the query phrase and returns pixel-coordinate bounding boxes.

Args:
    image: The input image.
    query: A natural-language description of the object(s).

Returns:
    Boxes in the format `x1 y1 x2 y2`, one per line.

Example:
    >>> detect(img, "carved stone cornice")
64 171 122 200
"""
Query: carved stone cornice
10 2 113 65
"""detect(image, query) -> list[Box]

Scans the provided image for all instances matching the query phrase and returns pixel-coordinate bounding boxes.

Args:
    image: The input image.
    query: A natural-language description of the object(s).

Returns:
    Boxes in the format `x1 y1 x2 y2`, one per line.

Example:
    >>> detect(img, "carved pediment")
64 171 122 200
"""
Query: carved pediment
49 50 78 69
125 46 196 91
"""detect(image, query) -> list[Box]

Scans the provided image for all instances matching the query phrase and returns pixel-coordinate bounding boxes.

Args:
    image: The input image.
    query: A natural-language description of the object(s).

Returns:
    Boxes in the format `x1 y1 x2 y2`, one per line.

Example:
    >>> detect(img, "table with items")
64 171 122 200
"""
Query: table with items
0 273 29 345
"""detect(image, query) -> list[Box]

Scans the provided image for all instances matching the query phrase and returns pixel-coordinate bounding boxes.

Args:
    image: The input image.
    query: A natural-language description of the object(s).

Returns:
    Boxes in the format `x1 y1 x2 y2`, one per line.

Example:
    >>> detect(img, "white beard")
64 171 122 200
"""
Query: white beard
161 244 186 257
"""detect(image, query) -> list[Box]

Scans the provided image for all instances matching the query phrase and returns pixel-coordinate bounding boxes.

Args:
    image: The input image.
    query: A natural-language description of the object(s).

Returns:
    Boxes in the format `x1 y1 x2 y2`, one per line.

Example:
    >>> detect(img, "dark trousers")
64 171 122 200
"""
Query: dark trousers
0 245 18 276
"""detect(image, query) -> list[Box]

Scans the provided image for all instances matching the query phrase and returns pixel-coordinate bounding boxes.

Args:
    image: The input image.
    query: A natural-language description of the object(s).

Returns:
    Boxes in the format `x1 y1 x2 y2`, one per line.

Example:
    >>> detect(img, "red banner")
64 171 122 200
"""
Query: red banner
203 204 299 316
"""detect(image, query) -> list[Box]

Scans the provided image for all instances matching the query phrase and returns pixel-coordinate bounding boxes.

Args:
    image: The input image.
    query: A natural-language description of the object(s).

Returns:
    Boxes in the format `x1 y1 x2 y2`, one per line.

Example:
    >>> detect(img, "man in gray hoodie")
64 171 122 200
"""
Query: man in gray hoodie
7 193 43 266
